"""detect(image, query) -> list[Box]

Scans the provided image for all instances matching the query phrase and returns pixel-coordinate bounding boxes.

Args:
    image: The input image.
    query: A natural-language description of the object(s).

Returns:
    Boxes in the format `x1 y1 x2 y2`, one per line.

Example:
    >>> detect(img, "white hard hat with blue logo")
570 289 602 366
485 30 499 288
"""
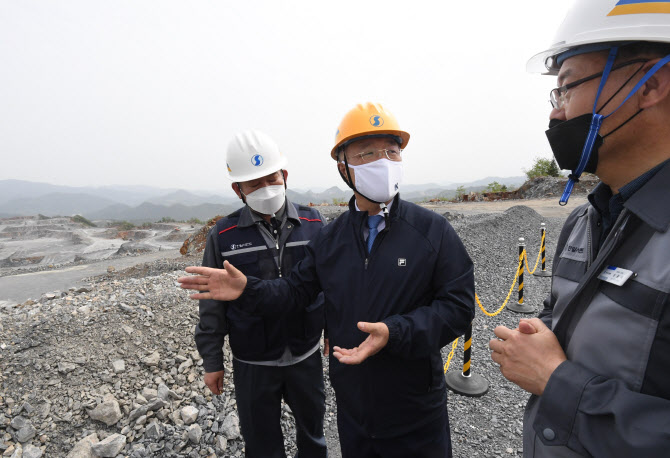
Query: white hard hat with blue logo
225 130 288 182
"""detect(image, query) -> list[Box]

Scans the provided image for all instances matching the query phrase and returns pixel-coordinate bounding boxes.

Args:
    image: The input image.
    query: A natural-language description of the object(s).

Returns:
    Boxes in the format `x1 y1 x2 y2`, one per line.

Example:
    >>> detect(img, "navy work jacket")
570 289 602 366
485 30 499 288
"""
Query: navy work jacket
195 201 325 370
241 194 475 437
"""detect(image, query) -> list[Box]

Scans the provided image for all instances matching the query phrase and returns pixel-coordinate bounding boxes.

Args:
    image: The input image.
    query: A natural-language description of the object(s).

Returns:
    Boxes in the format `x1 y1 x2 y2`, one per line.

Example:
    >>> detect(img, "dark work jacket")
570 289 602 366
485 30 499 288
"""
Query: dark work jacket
524 160 670 457
240 194 475 438
194 200 325 370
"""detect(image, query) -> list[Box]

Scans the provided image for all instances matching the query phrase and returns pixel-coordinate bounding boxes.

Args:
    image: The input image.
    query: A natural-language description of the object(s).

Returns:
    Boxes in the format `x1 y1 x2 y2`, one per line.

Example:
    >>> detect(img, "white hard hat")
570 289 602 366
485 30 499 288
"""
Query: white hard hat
528 0 670 75
225 130 288 182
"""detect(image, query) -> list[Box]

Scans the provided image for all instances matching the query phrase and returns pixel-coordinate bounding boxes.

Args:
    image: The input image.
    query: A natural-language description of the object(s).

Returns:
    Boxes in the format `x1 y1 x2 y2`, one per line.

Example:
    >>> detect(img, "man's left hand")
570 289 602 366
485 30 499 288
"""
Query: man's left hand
333 322 389 365
489 318 567 396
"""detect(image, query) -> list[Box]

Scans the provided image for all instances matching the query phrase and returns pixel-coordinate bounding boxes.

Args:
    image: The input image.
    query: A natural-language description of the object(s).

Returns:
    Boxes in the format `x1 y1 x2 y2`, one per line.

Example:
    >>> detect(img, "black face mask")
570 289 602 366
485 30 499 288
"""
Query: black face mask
546 105 644 175
545 114 601 174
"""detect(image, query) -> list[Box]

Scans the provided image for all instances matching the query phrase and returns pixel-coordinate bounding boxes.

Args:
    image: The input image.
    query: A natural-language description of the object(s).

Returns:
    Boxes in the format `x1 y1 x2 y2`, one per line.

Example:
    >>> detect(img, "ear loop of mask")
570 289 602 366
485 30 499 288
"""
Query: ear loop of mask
595 64 646 139
236 183 247 204
559 50 670 205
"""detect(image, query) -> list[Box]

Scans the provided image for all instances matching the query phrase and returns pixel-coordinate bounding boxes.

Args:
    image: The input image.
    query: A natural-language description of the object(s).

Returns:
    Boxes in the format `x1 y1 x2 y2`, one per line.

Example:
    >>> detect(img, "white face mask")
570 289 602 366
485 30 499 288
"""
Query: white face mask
244 184 286 215
348 159 404 203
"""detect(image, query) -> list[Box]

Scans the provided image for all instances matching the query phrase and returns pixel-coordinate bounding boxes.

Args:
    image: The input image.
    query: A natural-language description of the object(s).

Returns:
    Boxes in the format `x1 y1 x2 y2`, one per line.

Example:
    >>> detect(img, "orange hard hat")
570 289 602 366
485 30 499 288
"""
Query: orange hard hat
331 103 410 160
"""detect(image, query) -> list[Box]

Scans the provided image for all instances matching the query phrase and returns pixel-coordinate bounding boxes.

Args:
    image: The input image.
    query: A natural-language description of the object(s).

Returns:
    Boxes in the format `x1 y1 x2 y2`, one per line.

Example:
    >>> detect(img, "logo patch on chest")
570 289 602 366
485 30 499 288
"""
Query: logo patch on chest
567 245 584 254
398 258 406 267
230 242 253 251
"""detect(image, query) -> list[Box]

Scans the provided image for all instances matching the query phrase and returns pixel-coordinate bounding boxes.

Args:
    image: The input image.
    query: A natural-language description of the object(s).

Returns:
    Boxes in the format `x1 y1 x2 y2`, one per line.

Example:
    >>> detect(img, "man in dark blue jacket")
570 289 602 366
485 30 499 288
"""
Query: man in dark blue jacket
195 130 327 458
182 104 475 458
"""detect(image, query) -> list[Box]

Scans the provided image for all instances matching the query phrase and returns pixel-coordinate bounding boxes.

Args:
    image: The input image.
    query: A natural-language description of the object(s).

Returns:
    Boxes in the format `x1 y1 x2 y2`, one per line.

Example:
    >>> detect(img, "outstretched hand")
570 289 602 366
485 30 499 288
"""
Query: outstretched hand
333 322 389 365
177 261 247 301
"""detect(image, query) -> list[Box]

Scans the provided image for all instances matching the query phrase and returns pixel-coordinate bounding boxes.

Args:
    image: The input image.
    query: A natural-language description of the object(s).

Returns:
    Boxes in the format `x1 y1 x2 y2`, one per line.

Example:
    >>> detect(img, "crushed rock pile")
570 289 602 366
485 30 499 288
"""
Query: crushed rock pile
444 205 562 457
516 175 599 200
180 217 222 257
1 203 571 457
0 255 338 458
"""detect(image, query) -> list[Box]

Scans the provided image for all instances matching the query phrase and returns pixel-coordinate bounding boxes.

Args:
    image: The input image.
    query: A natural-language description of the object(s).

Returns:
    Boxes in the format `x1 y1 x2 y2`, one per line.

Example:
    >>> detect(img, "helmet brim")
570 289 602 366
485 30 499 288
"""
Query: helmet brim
225 156 288 182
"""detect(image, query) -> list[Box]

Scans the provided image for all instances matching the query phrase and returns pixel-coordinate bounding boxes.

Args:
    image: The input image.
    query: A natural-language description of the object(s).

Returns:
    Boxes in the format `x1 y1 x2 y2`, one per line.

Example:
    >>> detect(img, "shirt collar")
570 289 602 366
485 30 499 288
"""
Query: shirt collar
624 158 670 233
588 158 670 232
354 198 395 215
237 198 293 228
588 182 613 217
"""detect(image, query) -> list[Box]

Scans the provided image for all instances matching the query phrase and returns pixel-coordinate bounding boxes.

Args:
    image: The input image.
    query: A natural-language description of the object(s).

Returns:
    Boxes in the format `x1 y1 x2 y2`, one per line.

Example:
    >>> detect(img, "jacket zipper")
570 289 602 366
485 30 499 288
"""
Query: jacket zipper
587 209 593 269
258 223 283 277
364 227 389 271
555 209 631 344
276 239 282 277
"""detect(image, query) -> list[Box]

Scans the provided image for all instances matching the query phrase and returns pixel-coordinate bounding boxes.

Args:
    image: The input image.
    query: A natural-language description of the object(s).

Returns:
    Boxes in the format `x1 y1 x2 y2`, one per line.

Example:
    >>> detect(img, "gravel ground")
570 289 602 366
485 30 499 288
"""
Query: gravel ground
0 204 565 457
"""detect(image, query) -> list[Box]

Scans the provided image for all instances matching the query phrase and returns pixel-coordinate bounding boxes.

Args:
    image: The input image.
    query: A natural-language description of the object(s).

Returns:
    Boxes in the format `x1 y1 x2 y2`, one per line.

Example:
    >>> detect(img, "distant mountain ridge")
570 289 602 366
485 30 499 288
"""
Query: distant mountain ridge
0 176 526 221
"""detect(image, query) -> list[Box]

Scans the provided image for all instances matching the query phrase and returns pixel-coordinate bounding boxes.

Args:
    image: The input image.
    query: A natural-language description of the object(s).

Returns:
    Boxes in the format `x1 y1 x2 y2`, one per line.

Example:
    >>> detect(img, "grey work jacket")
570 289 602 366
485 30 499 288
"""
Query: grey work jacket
523 161 670 457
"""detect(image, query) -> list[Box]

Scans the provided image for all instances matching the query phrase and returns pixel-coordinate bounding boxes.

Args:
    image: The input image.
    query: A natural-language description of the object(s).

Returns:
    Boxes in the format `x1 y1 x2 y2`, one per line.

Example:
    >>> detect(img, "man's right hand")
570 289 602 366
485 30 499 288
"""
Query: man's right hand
178 261 247 301
204 370 225 395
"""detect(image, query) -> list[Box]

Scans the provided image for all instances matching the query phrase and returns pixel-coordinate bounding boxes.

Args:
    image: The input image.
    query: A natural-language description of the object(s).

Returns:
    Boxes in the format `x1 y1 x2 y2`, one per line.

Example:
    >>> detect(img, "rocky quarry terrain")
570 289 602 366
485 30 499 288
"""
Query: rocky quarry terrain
0 217 197 274
0 199 567 458
515 175 599 200
1 178 590 457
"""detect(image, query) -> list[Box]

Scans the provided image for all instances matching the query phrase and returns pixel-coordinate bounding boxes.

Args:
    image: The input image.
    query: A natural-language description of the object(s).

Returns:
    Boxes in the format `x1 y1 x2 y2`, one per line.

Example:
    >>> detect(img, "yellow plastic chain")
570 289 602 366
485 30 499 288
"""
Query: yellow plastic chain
523 231 545 275
443 337 459 373
475 253 523 317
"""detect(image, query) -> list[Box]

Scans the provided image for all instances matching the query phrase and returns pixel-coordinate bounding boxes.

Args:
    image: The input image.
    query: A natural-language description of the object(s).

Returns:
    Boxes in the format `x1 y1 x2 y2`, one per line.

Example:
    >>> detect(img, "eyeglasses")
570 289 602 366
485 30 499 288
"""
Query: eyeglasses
346 149 403 164
549 59 649 110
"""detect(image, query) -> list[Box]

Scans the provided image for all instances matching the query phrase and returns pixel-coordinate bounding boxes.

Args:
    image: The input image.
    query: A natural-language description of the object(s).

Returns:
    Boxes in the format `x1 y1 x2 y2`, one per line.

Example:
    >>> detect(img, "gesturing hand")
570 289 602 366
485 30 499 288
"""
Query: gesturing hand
333 322 389 365
489 318 566 396
177 261 247 301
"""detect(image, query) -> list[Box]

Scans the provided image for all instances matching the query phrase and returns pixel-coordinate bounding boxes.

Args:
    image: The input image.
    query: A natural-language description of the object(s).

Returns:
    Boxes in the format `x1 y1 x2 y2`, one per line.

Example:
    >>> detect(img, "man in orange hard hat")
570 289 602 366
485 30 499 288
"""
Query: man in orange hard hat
180 103 475 457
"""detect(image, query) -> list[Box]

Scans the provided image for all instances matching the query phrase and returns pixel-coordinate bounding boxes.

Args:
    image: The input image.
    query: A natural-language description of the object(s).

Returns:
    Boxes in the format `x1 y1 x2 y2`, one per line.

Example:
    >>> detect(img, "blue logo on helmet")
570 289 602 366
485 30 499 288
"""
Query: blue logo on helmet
251 155 264 167
369 115 384 127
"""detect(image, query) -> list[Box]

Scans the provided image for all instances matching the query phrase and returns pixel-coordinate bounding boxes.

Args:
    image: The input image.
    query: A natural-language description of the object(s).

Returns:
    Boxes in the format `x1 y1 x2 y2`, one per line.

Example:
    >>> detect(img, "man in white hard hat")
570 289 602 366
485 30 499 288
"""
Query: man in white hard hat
489 1 670 456
195 130 327 458
180 103 475 458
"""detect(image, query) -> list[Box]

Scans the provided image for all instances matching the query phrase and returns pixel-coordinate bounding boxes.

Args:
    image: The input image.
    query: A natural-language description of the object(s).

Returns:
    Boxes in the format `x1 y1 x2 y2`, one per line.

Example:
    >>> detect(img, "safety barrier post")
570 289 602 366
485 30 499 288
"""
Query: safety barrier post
533 223 552 277
445 323 489 396
508 237 534 313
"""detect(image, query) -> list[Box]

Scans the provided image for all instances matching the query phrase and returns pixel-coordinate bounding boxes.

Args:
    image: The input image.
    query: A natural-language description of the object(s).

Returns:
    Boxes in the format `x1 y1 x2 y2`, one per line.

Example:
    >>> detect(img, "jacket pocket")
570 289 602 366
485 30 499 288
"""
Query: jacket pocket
225 250 263 278
429 352 446 392
303 292 325 339
227 315 266 359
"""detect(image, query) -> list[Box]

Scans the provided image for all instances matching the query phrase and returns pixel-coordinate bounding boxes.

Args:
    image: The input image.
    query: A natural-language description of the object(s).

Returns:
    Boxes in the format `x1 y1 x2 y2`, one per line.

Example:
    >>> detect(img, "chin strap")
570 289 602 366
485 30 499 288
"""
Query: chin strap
560 49 670 206
559 47 618 206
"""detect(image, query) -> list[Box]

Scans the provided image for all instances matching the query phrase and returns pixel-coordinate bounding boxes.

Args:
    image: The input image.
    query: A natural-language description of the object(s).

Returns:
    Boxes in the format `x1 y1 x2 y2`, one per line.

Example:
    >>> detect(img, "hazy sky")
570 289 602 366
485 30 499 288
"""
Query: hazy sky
0 1 567 195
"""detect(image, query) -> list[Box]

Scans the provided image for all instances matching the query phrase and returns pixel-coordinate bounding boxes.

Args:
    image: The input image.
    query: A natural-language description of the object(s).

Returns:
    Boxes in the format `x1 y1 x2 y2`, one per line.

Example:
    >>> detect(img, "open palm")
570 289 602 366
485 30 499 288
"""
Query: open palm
178 261 247 301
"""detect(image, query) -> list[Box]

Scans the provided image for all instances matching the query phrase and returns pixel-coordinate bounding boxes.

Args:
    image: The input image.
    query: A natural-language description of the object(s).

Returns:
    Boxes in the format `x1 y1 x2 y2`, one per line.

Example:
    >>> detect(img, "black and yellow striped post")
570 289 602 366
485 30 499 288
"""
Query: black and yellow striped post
508 237 534 313
445 322 489 397
534 223 552 277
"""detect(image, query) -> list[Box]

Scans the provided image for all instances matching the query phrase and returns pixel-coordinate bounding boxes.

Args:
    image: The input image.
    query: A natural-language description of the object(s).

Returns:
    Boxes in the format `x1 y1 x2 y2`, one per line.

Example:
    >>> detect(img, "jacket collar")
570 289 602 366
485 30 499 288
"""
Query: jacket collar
623 159 670 233
348 194 402 220
236 197 299 228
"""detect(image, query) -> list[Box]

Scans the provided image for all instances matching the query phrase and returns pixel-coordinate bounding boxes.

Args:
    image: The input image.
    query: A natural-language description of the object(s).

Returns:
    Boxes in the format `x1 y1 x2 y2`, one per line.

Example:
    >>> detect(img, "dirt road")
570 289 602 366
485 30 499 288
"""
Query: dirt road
422 196 588 217
0 249 182 307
